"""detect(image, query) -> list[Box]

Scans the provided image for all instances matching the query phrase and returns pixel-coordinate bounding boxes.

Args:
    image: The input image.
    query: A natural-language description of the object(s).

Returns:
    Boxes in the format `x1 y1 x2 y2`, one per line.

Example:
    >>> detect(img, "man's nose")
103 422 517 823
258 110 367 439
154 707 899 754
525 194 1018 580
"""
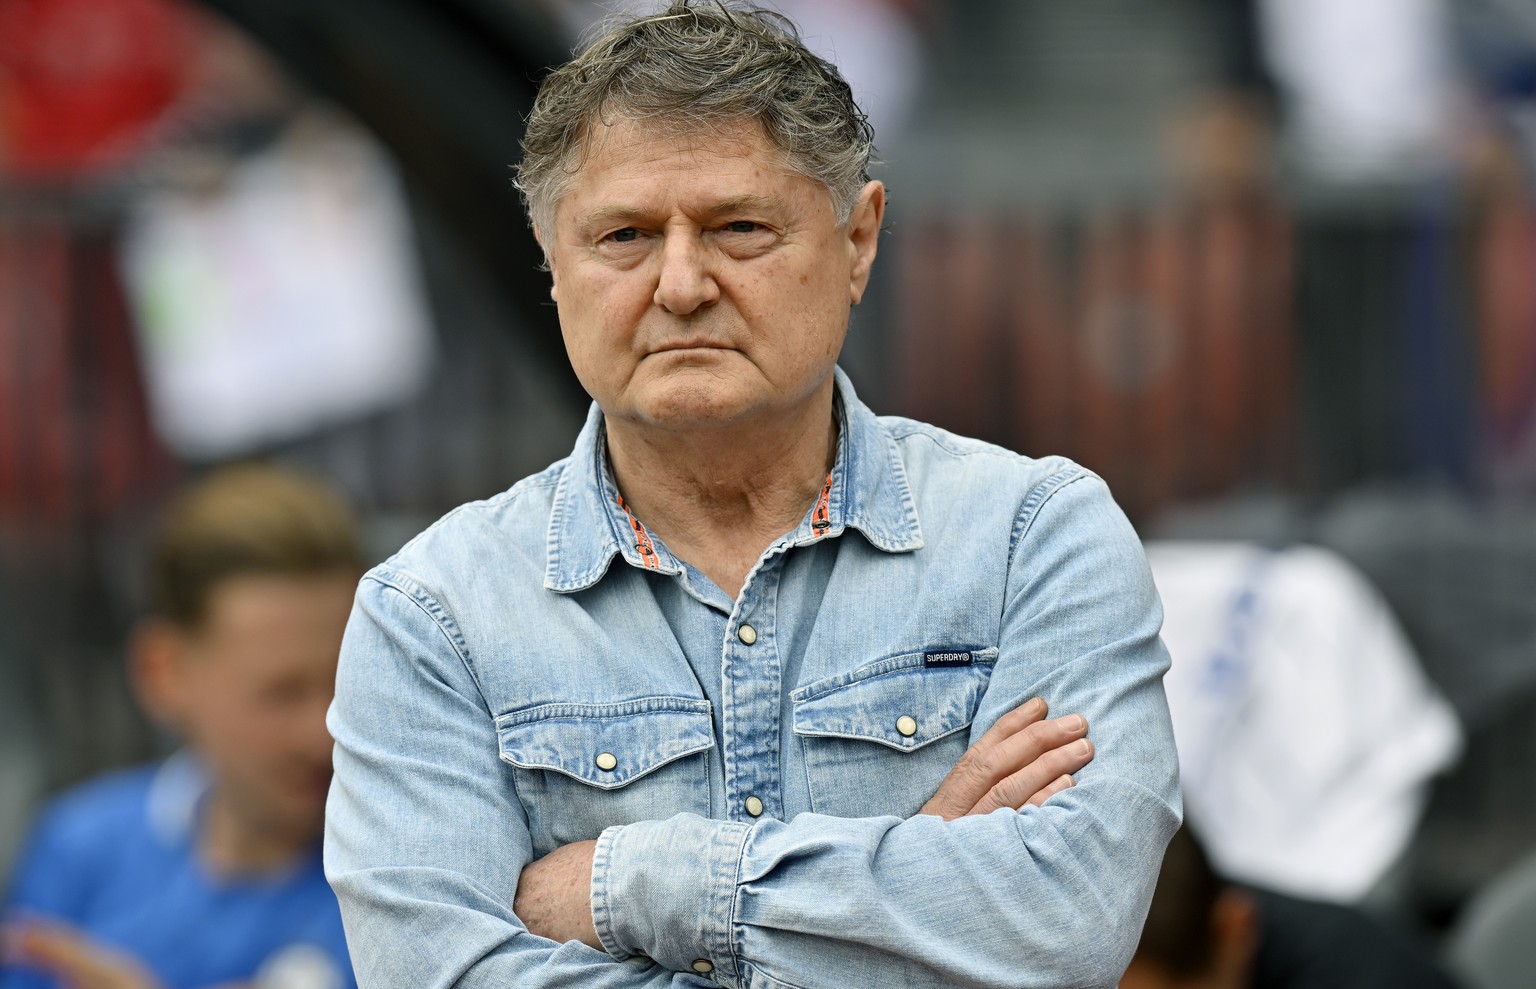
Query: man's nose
653 233 720 314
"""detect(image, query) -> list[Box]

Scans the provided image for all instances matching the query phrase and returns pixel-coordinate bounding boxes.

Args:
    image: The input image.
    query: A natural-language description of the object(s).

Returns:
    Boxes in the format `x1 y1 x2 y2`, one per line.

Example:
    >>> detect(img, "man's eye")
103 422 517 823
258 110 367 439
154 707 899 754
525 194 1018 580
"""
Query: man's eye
724 221 760 234
608 227 639 243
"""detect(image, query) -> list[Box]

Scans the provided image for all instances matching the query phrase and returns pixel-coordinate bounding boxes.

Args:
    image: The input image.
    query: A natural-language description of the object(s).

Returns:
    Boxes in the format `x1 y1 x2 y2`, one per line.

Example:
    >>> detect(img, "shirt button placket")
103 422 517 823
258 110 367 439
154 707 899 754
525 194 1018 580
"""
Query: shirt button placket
722 564 783 830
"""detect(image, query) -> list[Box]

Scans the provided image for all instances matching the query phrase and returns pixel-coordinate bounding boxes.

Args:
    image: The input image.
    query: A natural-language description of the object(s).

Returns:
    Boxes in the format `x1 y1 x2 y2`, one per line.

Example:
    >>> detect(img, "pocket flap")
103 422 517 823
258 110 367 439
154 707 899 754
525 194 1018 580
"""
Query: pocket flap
791 648 998 752
496 697 714 790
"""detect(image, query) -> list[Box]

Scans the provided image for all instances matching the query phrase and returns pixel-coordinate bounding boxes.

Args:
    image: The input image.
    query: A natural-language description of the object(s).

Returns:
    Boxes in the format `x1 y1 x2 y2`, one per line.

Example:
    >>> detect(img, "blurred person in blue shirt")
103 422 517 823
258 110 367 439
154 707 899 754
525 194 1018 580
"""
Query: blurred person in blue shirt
1 465 362 989
324 3 1181 988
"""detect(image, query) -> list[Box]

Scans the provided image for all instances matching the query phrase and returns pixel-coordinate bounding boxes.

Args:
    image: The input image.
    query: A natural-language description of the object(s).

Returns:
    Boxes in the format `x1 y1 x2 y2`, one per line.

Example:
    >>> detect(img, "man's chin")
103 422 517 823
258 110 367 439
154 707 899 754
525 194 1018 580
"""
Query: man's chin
623 381 781 431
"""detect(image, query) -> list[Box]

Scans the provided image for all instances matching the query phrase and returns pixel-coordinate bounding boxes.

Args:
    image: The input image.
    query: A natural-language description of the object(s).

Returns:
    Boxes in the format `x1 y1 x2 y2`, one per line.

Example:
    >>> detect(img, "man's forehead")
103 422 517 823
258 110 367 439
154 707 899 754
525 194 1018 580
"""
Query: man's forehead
573 115 782 175
556 115 822 216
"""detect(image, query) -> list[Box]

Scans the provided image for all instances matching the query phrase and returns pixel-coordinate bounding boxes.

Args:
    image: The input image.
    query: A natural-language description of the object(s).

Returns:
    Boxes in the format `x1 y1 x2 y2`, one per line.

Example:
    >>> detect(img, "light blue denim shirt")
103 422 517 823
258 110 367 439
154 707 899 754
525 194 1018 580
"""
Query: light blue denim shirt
325 368 1180 989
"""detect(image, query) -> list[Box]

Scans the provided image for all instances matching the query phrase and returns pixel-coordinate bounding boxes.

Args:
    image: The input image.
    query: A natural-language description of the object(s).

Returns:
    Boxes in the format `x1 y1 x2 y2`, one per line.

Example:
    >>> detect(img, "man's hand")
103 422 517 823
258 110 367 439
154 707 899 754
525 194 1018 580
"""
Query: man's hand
2 918 165 989
511 698 1090 949
918 697 1092 820
513 839 602 948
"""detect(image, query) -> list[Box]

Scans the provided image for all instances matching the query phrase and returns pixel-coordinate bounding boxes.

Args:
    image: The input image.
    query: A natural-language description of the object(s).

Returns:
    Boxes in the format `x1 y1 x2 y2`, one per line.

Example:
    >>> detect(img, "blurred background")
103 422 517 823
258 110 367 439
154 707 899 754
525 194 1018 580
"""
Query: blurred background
2 0 1535 982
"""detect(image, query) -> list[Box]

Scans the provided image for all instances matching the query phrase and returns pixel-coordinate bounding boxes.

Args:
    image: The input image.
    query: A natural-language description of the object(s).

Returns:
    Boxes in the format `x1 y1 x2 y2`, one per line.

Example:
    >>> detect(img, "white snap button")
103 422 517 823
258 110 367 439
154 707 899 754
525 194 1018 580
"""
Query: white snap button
691 959 714 974
745 795 764 817
737 624 758 645
895 715 918 738
595 752 618 772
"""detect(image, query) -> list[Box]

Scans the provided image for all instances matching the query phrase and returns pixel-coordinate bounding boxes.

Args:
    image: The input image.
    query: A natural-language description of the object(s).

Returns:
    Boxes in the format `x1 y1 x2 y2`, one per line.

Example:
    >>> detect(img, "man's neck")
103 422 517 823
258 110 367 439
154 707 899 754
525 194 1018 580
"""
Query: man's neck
604 392 838 598
199 788 316 878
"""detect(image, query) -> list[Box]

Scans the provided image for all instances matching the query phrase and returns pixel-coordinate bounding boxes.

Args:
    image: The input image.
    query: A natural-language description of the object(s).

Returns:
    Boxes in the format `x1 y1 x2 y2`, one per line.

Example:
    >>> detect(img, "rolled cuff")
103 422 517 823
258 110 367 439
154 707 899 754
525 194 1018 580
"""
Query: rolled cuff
593 814 752 985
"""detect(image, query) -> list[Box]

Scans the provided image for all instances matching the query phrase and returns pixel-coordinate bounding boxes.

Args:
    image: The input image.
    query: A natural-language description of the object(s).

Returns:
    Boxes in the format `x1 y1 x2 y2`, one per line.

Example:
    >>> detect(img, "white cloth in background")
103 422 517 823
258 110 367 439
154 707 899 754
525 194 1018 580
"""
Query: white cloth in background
121 117 434 459
1258 0 1457 184
547 0 922 140
761 0 921 140
1147 540 1463 903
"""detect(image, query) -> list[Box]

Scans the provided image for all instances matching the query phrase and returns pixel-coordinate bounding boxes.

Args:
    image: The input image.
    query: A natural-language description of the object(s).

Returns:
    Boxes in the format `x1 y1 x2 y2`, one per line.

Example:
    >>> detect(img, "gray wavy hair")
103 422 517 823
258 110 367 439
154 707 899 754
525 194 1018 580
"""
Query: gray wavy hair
515 1 875 250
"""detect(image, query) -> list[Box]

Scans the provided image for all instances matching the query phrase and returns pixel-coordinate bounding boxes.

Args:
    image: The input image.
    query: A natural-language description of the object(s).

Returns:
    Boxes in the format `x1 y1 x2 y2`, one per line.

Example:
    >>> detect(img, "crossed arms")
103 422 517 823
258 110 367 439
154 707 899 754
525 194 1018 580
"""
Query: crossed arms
324 476 1181 989
512 697 1095 945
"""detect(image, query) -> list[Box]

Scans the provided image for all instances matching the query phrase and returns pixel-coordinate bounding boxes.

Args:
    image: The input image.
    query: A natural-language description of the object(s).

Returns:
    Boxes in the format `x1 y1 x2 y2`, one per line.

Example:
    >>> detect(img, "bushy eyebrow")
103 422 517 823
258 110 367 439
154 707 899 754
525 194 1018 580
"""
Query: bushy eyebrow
577 194 789 229
702 194 787 218
576 204 649 229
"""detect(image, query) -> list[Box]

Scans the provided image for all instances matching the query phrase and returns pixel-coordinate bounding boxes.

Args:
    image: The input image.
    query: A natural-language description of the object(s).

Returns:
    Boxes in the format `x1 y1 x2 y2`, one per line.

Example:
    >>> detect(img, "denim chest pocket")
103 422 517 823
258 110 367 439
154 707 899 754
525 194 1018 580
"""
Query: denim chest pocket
791 648 998 818
496 697 714 856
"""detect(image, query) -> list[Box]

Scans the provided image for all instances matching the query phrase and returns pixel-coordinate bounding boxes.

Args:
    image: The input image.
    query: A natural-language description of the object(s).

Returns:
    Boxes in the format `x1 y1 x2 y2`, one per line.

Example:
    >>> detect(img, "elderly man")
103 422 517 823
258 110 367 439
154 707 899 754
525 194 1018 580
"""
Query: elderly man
323 4 1180 988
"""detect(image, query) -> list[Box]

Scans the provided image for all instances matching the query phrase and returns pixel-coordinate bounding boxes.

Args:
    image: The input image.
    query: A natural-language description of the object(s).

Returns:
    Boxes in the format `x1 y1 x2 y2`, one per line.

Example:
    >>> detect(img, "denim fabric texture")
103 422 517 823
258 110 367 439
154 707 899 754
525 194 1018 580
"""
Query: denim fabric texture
324 368 1181 989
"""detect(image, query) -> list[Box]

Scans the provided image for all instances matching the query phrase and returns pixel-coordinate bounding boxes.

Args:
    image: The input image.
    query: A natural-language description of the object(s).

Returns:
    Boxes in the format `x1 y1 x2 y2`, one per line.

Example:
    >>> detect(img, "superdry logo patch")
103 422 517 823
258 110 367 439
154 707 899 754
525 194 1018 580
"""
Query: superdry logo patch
924 650 974 668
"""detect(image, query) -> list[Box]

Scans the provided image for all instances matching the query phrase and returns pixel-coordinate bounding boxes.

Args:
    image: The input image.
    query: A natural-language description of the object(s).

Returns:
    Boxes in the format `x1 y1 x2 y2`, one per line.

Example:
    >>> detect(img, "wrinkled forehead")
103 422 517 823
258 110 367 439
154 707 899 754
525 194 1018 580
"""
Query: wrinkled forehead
575 111 786 172
551 112 814 214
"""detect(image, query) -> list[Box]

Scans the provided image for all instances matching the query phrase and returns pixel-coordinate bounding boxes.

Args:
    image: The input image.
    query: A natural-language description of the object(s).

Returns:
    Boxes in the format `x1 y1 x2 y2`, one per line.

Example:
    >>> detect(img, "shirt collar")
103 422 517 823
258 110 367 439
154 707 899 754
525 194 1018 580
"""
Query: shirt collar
544 367 923 593
146 750 210 848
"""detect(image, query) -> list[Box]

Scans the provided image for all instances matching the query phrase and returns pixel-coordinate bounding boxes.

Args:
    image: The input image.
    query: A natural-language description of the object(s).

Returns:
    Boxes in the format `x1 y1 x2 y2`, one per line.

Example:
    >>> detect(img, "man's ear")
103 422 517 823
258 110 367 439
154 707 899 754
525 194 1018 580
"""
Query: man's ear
846 180 885 306
128 618 187 732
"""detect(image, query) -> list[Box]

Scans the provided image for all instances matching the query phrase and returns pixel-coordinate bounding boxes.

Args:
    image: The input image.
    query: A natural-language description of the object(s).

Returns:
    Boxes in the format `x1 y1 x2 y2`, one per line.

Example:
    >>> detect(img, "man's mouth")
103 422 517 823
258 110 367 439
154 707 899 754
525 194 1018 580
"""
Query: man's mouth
652 338 731 353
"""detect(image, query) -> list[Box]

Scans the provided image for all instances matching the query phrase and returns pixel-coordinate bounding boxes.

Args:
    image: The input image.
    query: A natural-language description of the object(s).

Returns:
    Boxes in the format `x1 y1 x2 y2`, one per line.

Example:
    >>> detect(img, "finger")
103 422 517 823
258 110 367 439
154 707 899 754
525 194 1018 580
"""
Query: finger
917 697 1048 819
920 709 1086 819
1025 773 1076 808
969 696 1049 753
956 713 1088 800
982 712 1088 778
970 737 1094 816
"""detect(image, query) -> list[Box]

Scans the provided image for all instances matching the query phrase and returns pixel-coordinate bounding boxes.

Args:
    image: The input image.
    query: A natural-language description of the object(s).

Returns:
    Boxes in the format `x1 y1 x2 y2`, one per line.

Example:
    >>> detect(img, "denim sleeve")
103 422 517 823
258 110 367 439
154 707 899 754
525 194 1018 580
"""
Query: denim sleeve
324 572 714 989
592 473 1181 989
